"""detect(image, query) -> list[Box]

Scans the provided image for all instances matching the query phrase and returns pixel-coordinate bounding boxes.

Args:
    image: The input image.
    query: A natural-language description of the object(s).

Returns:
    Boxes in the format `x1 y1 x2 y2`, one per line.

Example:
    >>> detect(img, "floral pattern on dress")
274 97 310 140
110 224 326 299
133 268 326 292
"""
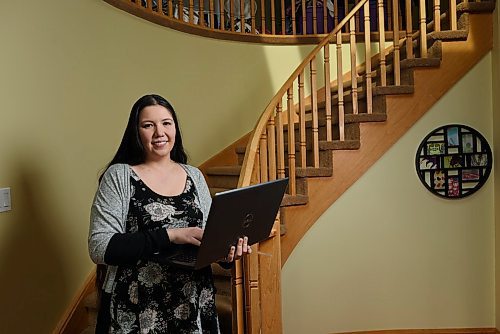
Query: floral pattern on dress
109 170 220 334
144 202 178 222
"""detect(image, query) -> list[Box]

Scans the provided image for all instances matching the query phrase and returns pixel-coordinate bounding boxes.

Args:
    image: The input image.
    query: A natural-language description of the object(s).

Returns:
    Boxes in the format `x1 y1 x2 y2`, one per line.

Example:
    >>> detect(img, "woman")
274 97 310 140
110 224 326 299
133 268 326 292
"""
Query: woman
88 94 250 333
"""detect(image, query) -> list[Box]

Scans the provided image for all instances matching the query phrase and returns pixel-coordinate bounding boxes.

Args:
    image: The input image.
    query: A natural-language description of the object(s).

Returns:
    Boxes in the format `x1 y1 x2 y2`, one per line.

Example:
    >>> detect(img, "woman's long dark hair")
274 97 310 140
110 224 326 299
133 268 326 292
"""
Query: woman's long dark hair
96 94 188 295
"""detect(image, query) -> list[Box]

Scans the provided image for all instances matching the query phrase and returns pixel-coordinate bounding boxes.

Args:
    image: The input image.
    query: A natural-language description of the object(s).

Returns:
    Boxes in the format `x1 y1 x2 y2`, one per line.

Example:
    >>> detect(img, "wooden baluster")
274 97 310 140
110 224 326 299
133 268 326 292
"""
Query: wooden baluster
399 0 403 30
168 0 173 17
323 0 327 33
219 0 224 29
419 0 427 57
364 1 373 113
349 17 359 115
159 0 163 14
355 0 360 32
378 0 387 86
189 0 194 23
267 117 277 181
310 59 319 168
135 0 141 7
240 0 245 32
291 0 296 34
302 0 307 35
271 0 276 34
147 0 153 11
324 45 332 141
343 0 348 32
209 0 215 28
250 0 256 33
405 0 413 58
281 0 286 35
276 102 286 180
298 72 307 168
260 132 269 183
234 258 245 334
200 0 205 26
450 0 457 30
333 0 338 27
261 0 266 34
230 0 235 31
392 0 400 85
387 0 393 31
434 0 440 31
336 32 345 140
179 0 184 21
313 0 317 34
287 87 296 195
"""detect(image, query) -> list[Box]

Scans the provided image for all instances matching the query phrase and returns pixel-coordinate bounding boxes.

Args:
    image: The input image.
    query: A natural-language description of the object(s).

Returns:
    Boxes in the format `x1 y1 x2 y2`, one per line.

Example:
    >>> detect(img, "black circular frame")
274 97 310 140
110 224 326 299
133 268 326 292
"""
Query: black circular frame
415 124 493 199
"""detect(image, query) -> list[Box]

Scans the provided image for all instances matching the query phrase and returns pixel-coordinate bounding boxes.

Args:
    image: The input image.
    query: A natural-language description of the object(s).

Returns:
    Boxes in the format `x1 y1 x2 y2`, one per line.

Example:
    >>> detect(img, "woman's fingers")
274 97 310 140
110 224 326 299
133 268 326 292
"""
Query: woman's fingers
235 238 244 258
227 237 252 262
226 246 236 262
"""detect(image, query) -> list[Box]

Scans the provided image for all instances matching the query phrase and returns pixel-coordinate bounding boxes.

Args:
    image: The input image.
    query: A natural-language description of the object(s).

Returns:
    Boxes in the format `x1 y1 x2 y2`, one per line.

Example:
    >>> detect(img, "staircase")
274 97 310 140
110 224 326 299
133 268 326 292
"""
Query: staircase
58 1 496 333
199 1 496 333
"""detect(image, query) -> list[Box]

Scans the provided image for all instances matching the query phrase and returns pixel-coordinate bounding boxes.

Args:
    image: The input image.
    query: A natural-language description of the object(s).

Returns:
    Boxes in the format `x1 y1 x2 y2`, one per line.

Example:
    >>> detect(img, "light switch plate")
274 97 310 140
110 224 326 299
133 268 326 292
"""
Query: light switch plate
0 188 11 213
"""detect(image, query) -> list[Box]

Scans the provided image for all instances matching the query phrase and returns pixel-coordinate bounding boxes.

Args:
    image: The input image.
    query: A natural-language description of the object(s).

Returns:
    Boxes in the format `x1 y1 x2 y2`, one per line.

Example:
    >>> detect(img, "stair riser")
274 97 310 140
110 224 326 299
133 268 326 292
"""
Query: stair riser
333 96 387 117
373 67 415 86
283 119 360 142
206 175 239 189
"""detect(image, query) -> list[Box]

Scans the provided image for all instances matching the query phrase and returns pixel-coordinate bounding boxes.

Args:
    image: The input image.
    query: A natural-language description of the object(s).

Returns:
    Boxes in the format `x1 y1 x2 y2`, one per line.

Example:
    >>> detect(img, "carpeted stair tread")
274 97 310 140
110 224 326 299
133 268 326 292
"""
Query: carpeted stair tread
428 29 469 41
206 165 242 176
83 291 98 310
282 193 309 206
319 139 361 150
331 84 413 105
235 146 246 155
287 115 368 132
372 85 414 95
345 113 387 123
399 57 441 69
287 166 333 178
457 1 496 13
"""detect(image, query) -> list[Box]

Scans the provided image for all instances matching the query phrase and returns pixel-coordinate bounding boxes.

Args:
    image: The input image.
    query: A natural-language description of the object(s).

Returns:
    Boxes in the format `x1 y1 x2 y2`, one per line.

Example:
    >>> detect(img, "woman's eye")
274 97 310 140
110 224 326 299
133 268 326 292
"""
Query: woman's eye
163 121 173 126
142 123 153 129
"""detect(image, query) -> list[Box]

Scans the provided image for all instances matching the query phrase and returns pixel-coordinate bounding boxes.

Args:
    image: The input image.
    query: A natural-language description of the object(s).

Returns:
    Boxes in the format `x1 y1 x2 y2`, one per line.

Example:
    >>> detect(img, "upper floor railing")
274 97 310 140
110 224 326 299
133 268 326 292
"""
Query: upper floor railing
104 0 456 44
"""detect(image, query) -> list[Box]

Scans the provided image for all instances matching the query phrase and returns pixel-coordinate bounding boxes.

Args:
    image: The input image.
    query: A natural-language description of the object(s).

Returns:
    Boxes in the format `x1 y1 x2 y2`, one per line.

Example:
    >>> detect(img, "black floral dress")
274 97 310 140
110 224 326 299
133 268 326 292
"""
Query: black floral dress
109 171 220 334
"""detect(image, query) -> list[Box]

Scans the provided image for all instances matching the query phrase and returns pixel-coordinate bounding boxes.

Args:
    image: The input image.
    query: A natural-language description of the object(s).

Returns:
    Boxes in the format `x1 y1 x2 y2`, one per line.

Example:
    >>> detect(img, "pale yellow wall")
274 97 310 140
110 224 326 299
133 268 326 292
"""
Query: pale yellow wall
0 1 312 332
493 4 500 330
282 54 495 332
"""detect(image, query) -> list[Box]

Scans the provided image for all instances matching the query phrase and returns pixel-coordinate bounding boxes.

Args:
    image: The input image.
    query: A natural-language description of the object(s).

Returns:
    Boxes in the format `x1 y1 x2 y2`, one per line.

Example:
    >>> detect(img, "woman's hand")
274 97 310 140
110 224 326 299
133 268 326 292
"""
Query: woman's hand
167 227 204 246
223 237 252 263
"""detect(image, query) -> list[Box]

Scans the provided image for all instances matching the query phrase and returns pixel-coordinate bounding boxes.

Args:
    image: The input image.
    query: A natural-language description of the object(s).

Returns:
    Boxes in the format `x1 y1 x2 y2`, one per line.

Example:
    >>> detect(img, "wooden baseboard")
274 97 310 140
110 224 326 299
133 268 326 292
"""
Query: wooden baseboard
330 328 497 334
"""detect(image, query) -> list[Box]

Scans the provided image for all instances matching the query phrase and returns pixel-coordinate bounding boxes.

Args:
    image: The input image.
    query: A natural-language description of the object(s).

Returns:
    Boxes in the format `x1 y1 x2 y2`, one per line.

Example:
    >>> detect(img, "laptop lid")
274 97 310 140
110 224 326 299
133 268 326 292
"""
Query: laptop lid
167 177 289 270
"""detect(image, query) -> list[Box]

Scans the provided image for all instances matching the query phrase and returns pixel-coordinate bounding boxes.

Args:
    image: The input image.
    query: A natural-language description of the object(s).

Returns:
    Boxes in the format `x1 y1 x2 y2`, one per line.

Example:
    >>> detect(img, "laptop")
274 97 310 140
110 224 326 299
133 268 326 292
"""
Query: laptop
162 177 289 270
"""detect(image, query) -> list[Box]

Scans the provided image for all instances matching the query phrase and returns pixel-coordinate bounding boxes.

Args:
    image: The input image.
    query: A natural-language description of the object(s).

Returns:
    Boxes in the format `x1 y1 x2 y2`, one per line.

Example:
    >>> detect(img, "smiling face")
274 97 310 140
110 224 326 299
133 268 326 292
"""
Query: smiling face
138 104 176 162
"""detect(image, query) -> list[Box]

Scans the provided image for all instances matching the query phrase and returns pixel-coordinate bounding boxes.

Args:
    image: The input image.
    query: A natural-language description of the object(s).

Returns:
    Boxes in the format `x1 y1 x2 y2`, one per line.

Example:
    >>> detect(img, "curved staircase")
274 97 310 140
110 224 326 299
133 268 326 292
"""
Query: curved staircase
200 0 496 332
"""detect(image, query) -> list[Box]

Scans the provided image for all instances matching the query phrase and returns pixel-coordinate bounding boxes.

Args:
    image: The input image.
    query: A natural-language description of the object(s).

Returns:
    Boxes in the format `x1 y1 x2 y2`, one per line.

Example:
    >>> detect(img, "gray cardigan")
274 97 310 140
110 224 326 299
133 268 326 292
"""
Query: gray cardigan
88 163 212 292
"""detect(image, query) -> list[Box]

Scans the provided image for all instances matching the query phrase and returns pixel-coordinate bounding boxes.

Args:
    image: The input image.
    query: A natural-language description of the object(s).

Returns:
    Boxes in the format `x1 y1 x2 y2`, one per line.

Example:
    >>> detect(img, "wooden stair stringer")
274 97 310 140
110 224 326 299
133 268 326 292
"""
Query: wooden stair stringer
280 12 494 265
